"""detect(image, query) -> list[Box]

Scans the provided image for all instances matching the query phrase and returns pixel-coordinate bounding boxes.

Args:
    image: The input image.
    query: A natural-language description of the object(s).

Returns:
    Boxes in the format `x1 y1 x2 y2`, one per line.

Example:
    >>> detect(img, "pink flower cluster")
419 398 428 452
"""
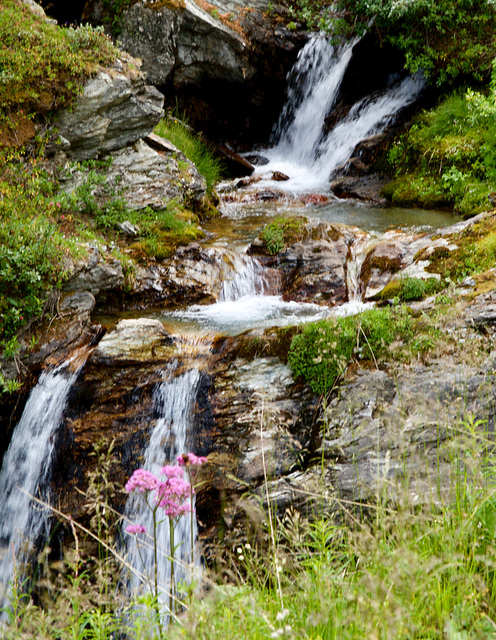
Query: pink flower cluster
176 452 208 467
125 453 207 526
126 523 146 535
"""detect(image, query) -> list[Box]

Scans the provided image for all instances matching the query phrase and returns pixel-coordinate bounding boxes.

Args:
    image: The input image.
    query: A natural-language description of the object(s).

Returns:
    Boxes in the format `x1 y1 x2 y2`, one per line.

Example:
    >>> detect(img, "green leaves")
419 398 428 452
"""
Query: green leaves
291 0 496 86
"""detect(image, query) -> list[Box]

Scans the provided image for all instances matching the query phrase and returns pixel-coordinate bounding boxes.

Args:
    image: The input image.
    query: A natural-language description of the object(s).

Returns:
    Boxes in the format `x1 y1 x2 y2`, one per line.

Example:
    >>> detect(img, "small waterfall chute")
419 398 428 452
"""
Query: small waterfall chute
171 250 330 334
123 364 202 602
219 252 271 302
0 352 88 599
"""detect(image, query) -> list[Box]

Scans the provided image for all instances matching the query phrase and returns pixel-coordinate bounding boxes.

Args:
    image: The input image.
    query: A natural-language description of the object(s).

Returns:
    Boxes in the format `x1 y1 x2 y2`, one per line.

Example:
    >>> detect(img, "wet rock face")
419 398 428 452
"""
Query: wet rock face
193 347 318 539
102 0 305 143
56 54 164 161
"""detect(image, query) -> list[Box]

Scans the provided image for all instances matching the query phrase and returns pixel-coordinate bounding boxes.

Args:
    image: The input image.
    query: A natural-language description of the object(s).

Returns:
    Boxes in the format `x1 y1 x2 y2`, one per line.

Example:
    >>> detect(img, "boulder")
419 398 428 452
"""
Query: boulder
99 138 207 210
92 318 175 363
94 0 306 142
56 54 164 160
62 246 125 297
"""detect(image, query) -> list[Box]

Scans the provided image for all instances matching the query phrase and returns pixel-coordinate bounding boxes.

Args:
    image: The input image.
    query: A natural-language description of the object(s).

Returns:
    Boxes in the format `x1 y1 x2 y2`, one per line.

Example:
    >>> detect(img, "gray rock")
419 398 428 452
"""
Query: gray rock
63 247 124 297
117 1 253 88
56 55 164 160
92 318 175 363
101 139 207 210
59 292 96 316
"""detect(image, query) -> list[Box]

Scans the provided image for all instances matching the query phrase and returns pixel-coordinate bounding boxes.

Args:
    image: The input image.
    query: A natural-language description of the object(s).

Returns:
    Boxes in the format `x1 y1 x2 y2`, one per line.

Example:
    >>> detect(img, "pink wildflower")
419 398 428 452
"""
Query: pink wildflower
126 523 146 535
176 452 208 467
125 468 158 494
155 476 192 518
160 464 184 479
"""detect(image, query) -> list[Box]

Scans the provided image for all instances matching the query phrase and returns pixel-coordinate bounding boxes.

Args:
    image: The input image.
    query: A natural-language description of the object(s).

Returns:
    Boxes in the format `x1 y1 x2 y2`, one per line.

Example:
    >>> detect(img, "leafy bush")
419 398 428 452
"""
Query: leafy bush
154 117 224 195
290 0 496 86
288 307 413 394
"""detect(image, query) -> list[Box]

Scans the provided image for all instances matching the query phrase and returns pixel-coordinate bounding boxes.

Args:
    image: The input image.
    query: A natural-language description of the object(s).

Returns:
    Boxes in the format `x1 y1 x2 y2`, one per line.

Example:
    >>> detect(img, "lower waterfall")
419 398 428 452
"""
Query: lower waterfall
0 353 87 602
123 363 202 602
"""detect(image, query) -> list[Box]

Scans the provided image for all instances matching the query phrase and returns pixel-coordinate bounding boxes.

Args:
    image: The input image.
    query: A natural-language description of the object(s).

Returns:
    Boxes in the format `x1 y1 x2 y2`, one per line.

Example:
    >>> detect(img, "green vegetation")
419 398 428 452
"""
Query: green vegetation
0 151 68 350
287 307 414 394
290 0 496 86
155 117 224 196
259 216 307 255
373 276 443 303
384 74 496 217
61 161 204 261
4 415 496 639
421 212 496 281
173 425 496 640
0 0 118 146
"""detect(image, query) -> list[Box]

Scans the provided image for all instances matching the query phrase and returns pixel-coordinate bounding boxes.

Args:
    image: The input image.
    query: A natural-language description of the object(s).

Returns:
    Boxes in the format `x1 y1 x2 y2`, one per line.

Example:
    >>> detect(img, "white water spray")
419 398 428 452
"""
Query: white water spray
271 37 355 164
124 365 201 600
0 356 86 599
259 37 425 192
219 252 270 301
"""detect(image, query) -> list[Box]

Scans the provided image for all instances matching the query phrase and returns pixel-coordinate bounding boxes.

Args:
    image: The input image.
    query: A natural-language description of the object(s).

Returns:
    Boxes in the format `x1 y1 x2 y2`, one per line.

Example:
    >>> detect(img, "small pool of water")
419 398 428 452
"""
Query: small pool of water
207 189 460 249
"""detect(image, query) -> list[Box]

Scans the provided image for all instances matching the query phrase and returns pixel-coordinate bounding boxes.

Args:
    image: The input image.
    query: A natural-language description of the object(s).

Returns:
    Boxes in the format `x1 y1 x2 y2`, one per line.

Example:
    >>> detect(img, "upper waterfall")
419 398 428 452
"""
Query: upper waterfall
257 36 425 193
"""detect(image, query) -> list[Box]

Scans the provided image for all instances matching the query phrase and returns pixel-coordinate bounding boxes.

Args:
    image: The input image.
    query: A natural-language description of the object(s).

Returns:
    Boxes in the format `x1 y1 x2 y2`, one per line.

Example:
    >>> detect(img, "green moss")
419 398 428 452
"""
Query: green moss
374 277 443 302
426 213 496 280
259 216 307 255
382 175 450 209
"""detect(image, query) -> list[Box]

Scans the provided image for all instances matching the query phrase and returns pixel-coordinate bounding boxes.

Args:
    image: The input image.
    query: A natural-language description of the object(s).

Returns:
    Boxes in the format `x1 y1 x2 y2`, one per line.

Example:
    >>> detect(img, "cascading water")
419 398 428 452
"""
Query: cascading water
258 36 425 192
219 252 270 302
170 250 330 334
123 363 201 601
271 37 355 164
0 354 87 601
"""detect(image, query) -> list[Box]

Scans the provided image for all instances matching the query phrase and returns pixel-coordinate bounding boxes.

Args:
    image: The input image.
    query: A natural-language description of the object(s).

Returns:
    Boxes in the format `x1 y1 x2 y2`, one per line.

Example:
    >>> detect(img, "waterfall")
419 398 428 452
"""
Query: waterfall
219 252 270 302
124 364 201 601
271 37 355 163
312 74 425 180
260 37 425 192
0 355 86 600
345 234 379 303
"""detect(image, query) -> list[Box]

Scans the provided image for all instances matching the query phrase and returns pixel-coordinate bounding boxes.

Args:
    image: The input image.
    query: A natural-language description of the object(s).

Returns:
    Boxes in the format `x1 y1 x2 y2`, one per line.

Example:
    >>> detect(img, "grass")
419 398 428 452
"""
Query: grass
154 117 225 196
3 411 496 639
